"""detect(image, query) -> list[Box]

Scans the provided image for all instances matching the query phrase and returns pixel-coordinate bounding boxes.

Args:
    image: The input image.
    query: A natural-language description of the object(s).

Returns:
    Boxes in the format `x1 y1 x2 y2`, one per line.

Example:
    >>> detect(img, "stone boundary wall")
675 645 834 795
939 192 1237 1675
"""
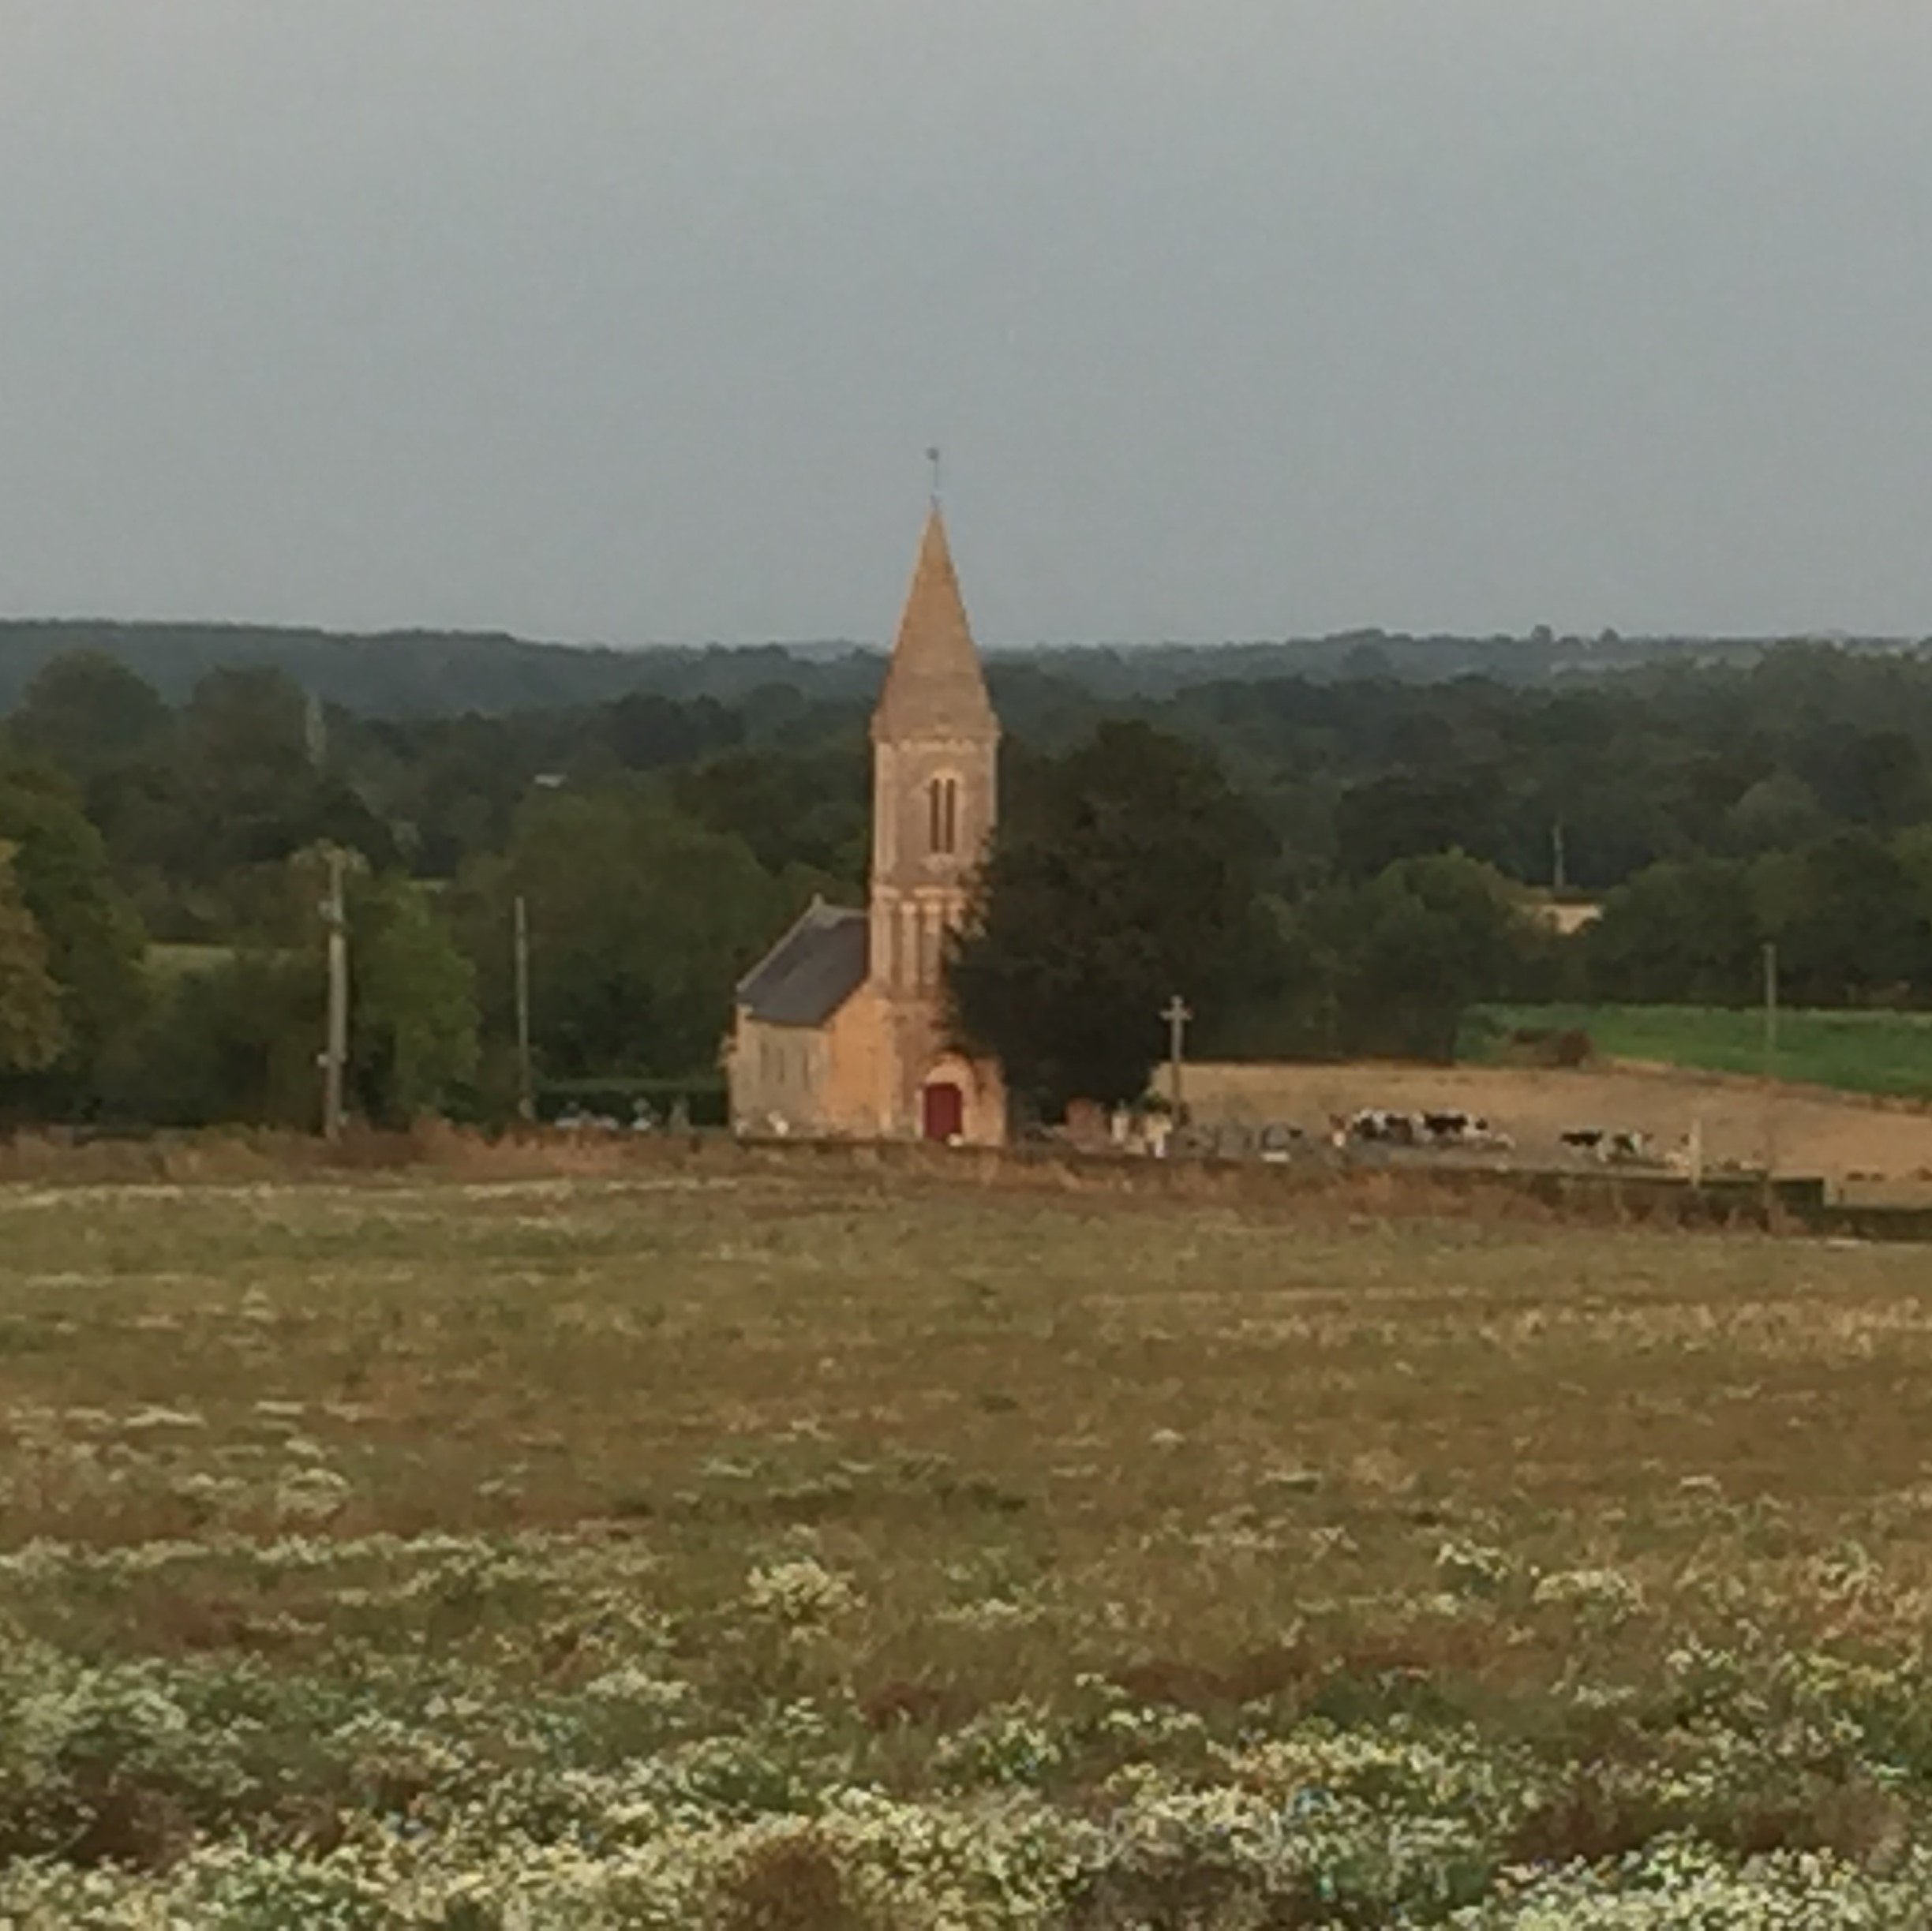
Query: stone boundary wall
724 1133 1932 1242
6 1122 1929 1242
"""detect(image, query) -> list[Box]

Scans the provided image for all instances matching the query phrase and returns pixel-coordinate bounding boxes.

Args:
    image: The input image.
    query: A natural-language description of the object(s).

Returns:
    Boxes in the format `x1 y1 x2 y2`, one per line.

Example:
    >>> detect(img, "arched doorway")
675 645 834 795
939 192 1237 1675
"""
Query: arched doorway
922 1080 965 1143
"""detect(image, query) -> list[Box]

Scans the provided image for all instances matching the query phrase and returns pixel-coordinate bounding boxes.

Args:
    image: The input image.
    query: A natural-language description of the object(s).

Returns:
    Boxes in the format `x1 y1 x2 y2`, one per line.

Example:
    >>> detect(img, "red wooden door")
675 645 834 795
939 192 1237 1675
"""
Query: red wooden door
922 1082 965 1142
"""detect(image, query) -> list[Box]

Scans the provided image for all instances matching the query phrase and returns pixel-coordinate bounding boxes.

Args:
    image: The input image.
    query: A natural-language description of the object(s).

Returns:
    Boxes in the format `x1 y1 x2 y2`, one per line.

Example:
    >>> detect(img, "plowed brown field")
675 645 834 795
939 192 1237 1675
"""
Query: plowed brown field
1191 1058 1932 1187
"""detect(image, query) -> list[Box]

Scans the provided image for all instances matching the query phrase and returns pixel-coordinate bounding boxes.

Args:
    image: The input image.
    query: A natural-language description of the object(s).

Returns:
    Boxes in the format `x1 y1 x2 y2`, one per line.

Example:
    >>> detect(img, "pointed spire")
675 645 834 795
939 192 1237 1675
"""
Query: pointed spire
872 506 998 742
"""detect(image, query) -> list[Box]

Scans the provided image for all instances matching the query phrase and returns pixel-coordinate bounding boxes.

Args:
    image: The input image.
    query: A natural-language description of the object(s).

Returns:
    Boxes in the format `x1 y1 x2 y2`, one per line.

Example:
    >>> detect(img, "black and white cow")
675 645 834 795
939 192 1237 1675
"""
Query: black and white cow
1421 1111 1515 1152
1342 1108 1421 1147
1560 1127 1649 1163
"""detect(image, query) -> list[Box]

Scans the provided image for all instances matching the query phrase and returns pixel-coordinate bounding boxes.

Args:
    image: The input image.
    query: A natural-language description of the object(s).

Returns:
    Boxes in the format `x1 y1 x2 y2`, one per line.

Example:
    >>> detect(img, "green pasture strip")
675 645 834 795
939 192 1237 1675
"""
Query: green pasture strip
1466 1001 1932 1099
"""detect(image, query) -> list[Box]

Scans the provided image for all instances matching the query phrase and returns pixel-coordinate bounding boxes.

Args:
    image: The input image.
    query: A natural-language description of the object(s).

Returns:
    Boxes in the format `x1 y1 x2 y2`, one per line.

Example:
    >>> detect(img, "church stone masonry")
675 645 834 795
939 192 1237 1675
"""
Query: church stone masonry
727 508 1008 1145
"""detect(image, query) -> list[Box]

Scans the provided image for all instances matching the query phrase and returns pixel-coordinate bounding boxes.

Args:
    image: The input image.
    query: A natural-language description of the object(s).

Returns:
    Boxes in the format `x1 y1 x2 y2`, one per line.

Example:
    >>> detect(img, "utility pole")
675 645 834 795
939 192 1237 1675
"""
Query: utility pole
1162 994 1194 1122
321 849 348 1143
1762 940 1780 1195
514 894 535 1125
303 690 328 772
1552 820 1568 896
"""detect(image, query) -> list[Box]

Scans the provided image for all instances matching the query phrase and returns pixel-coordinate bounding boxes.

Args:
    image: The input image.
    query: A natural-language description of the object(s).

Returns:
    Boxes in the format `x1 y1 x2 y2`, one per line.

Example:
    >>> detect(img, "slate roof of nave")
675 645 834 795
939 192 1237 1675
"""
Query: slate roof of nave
736 900 869 1027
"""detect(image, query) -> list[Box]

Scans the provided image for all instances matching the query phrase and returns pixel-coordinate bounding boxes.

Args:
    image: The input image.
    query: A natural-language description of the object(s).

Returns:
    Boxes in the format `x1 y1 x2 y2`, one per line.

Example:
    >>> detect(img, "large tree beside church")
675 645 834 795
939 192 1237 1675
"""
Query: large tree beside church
947 721 1282 1118
459 785 792 1085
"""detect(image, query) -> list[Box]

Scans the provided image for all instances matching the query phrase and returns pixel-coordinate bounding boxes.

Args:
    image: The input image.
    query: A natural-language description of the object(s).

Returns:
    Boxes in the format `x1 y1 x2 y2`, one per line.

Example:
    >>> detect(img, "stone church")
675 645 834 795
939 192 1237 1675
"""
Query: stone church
726 507 1008 1145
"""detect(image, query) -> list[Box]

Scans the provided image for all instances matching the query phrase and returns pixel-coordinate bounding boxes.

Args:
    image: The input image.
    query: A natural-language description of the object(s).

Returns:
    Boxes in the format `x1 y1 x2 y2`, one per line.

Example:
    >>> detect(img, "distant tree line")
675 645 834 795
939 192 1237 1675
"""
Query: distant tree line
7 636 1932 1127
3 615 1926 715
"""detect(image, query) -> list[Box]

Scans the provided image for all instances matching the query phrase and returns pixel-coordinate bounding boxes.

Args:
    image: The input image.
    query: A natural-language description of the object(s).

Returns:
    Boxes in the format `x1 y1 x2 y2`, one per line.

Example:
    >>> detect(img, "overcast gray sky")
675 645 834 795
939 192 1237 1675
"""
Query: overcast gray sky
2 2 1930 646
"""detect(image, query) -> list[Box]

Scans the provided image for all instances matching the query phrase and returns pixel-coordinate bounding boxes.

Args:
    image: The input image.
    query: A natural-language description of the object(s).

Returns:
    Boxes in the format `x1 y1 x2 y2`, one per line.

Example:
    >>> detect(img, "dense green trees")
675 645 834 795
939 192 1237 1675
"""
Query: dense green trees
1586 832 1932 1011
349 875 481 1125
8 652 171 774
1586 859 1769 1005
17 629 1932 1130
949 723 1284 1114
0 847 65 1075
1777 835 1932 1005
97 866 481 1132
25 635 1932 934
116 953 321 1129
672 743 869 885
9 616 1929 720
1286 855 1558 1062
0 765 148 1108
459 788 793 1088
953 732 1559 1108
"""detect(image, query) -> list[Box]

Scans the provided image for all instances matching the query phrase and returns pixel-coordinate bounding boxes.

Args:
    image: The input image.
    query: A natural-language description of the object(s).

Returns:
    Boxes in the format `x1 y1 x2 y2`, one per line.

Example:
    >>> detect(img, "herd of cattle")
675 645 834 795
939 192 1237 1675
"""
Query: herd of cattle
1331 1108 1511 1152
1329 1108 1653 1164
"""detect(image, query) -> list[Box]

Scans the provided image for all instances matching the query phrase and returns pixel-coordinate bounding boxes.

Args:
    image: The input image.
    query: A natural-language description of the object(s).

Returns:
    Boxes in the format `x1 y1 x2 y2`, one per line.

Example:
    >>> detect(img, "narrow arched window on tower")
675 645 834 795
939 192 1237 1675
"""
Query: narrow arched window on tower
928 777 959 856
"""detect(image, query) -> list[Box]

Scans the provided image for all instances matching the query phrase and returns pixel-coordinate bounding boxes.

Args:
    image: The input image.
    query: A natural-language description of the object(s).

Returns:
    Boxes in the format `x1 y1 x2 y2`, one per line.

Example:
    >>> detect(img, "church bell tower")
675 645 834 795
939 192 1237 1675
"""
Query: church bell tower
867 503 1002 1138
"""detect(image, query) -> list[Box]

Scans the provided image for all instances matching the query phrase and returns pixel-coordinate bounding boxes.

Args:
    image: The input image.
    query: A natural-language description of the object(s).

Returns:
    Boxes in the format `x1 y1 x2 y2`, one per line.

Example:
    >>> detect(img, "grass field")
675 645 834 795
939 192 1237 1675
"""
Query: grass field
1466 1001 1932 1102
7 1165 1932 1923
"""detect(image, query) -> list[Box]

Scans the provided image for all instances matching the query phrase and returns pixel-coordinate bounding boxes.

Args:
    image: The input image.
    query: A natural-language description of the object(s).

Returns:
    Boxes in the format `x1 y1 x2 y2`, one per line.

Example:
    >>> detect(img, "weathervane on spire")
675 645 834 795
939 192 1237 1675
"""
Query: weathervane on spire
926 445 943 507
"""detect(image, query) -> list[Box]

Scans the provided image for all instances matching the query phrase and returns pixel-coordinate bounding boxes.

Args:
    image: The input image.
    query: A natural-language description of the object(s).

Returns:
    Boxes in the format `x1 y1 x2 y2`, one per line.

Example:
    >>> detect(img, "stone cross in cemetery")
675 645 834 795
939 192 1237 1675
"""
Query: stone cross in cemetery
1162 994 1194 1121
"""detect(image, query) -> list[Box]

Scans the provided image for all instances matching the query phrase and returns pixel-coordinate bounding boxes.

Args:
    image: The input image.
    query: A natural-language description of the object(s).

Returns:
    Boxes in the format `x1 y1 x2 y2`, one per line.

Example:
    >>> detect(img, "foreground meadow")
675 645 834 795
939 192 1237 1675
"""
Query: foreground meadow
4 1165 1932 1925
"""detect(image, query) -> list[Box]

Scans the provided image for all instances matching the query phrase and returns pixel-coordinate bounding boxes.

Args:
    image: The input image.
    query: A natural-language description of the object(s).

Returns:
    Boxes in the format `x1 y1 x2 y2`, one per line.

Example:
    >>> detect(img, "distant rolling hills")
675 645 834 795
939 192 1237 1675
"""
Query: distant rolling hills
0 619 881 718
4 618 1920 720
